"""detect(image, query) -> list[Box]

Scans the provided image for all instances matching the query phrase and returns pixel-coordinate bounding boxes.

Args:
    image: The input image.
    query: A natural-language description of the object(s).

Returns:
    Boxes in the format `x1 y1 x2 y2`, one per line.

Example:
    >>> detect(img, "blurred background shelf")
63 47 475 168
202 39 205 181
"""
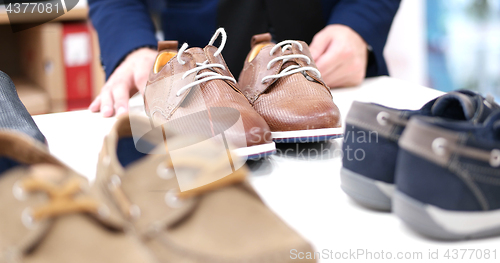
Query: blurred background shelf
0 1 103 115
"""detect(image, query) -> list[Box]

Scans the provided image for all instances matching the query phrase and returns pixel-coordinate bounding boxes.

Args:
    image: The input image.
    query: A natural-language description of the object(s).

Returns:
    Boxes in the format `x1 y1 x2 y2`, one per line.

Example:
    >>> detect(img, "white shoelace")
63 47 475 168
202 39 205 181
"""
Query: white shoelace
175 28 237 97
261 40 321 84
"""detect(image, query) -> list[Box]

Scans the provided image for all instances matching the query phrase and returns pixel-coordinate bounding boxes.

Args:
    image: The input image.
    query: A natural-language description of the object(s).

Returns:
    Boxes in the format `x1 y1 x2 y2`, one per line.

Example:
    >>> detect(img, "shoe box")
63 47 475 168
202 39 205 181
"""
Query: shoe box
0 21 104 114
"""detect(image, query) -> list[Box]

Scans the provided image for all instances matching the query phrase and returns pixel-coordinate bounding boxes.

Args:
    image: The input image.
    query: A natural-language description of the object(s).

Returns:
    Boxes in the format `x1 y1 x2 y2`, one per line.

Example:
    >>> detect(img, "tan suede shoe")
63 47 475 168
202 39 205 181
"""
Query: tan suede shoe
238 33 342 143
144 28 275 159
0 131 157 263
95 114 316 262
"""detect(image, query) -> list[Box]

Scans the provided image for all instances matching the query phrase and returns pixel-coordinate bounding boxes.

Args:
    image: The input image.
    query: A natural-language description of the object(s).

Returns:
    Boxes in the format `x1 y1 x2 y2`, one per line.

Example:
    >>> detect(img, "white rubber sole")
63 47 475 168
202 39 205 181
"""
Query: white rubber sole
233 142 276 159
340 168 394 211
394 191 500 240
272 127 343 143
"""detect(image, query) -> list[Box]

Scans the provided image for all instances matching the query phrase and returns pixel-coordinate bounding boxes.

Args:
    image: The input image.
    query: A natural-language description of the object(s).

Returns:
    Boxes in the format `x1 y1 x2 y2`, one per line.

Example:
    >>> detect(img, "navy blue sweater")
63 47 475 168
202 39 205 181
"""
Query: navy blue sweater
89 0 400 80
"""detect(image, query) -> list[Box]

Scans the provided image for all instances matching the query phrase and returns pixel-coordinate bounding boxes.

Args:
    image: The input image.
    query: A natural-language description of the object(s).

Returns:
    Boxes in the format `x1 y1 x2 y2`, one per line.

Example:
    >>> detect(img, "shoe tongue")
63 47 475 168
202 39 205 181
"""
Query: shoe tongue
431 92 477 120
279 48 300 71
185 47 208 63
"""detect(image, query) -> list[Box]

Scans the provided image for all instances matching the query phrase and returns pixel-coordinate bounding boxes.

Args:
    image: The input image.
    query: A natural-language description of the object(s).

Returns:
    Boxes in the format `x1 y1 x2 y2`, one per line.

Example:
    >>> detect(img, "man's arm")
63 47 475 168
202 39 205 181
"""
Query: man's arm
88 0 158 116
310 0 400 87
89 0 157 78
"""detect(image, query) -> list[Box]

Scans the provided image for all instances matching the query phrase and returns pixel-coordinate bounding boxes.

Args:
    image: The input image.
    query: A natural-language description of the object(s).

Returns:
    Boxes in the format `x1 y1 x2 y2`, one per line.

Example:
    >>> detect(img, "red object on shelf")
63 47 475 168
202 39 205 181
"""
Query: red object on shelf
62 22 93 111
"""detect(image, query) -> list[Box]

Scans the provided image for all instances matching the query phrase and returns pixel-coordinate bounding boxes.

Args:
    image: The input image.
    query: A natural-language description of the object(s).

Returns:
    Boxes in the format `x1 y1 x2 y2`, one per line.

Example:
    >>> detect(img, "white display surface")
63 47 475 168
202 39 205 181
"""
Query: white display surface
33 76 500 262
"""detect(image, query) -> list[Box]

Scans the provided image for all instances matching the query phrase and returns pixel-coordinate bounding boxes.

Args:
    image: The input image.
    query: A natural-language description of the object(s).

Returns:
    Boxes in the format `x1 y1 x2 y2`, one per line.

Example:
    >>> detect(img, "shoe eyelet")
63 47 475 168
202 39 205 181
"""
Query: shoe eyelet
13 181 27 201
490 149 500 167
129 204 141 219
21 207 37 229
107 174 121 190
98 204 110 219
149 221 163 233
432 137 447 156
178 57 186 65
302 71 314 81
102 155 111 167
164 189 184 208
157 162 174 180
376 111 390 126
4 247 21 262
111 174 121 185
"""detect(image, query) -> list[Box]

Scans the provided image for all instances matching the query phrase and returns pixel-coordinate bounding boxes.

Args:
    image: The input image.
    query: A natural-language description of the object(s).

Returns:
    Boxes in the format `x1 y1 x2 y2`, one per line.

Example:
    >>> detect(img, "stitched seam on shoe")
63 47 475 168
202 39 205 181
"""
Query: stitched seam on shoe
461 162 500 177
468 173 500 186
459 164 500 185
250 61 259 100
449 150 490 211
165 56 175 116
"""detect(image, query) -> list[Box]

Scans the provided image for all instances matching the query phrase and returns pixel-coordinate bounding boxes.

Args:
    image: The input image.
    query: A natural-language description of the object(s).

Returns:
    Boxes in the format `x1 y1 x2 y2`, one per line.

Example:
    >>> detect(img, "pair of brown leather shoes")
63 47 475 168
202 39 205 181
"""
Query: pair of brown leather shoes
144 28 342 159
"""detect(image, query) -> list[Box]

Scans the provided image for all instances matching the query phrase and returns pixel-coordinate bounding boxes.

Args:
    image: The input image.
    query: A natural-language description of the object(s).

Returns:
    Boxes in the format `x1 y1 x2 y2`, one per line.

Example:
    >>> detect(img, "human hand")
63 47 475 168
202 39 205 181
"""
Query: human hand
89 47 157 117
309 24 368 88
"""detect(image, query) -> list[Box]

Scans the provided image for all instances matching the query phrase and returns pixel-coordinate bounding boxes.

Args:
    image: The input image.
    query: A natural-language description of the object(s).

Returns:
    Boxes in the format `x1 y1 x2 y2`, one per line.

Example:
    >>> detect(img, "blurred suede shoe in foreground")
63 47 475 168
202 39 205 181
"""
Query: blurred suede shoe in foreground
0 131 156 263
94 114 316 262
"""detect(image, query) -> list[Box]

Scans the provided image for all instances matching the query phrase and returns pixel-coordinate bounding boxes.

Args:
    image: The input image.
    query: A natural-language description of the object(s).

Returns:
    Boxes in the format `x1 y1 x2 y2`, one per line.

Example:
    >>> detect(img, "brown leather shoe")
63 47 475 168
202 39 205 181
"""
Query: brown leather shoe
239 33 342 143
0 131 157 263
144 29 275 159
95 114 316 262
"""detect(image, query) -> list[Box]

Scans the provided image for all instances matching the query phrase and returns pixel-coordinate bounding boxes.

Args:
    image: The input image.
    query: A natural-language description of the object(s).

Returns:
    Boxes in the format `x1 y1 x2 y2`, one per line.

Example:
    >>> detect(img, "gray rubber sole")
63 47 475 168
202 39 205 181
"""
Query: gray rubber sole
393 191 500 240
340 168 393 211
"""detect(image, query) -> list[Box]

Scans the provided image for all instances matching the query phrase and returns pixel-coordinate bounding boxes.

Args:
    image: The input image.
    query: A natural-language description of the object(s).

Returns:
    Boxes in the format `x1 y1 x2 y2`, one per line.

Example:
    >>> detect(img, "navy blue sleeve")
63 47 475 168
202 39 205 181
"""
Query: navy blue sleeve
88 0 158 79
324 0 400 77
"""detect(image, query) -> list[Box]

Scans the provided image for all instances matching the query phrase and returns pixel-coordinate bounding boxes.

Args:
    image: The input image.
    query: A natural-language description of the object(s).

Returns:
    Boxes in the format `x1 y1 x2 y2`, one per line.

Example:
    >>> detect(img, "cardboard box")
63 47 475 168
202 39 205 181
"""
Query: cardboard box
17 23 65 103
17 22 102 113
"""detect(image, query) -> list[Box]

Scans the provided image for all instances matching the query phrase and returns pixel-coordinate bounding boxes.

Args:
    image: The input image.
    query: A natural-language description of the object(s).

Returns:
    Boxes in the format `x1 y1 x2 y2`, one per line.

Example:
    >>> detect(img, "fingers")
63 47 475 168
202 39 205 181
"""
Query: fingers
323 61 365 88
134 64 151 95
95 54 137 117
320 50 366 88
309 29 332 61
111 82 130 116
315 41 343 78
99 77 133 117
89 95 101 112
134 50 158 95
89 48 156 117
312 25 368 88
99 85 115 117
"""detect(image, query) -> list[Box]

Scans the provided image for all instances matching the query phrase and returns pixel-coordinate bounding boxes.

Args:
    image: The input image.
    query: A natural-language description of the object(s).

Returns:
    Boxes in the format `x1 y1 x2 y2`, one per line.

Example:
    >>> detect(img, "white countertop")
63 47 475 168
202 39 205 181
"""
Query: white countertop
33 76 500 263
